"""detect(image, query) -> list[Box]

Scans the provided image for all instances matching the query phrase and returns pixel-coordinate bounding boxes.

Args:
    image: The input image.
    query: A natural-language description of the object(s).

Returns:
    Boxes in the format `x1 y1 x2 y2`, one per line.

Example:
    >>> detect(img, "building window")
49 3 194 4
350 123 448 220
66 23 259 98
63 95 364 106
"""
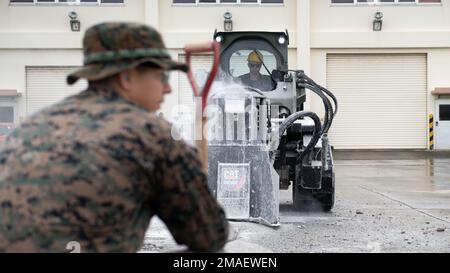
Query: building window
331 0 441 4
173 0 283 5
10 0 124 5
0 104 16 142
0 107 14 124
440 105 450 121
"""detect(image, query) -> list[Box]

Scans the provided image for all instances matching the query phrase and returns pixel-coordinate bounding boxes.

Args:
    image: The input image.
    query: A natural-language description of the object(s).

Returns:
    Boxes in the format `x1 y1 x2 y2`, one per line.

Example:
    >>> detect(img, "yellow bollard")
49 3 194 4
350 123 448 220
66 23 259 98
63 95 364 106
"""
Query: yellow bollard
429 114 434 150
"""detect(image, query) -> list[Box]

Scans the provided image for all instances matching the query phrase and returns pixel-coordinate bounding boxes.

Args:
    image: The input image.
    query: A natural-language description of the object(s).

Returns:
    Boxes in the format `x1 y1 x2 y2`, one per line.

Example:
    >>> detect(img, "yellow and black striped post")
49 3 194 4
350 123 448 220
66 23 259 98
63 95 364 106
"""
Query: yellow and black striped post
429 114 434 150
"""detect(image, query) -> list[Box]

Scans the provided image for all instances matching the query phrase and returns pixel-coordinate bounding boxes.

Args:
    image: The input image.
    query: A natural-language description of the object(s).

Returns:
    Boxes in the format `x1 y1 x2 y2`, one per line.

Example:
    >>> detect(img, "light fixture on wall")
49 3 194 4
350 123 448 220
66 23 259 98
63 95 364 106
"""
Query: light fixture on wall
224 12 233 32
69 11 81 32
373 11 383 31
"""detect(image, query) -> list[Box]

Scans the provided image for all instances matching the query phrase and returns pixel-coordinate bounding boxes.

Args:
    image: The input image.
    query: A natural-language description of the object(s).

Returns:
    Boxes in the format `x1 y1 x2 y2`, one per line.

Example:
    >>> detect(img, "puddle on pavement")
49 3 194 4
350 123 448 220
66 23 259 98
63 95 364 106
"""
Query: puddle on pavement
335 158 450 192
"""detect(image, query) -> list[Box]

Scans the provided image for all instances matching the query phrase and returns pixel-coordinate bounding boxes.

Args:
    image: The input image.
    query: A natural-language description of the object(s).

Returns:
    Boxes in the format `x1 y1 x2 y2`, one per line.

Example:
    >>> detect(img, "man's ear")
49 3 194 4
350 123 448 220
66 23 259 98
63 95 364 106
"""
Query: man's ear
117 70 133 93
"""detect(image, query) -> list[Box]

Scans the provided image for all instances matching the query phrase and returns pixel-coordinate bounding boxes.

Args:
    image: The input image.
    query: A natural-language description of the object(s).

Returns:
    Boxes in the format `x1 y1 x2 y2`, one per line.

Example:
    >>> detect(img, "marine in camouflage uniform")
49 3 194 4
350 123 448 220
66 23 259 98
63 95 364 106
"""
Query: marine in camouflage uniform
0 22 228 253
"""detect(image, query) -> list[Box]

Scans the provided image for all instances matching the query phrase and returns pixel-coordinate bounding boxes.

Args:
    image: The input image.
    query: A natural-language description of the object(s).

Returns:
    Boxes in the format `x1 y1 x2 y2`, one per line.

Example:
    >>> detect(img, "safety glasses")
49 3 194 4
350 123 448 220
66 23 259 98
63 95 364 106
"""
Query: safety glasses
249 63 262 69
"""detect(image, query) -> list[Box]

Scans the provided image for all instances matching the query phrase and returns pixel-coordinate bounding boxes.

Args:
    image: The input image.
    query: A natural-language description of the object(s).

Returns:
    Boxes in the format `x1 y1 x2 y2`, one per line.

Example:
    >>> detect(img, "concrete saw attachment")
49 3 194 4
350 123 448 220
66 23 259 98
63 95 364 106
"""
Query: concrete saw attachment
206 86 280 227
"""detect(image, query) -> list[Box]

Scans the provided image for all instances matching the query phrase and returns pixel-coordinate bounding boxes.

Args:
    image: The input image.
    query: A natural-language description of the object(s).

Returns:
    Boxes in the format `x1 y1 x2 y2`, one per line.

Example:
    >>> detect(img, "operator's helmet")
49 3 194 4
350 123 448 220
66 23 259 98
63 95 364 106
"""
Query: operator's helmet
247 50 263 64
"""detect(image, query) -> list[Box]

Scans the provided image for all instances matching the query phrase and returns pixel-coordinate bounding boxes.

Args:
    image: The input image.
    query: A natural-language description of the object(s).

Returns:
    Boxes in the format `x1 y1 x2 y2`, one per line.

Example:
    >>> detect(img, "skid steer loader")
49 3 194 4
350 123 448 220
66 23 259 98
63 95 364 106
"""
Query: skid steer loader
186 31 338 227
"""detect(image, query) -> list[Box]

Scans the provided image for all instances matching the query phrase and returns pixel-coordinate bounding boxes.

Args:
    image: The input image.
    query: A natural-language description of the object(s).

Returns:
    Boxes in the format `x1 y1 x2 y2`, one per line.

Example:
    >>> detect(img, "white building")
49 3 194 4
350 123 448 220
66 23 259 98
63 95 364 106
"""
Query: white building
1 0 449 149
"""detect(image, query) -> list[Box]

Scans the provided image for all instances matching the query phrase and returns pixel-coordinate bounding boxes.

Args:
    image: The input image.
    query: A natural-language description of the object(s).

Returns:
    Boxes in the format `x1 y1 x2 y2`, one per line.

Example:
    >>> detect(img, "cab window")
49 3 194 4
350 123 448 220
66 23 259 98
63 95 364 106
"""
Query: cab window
229 49 277 78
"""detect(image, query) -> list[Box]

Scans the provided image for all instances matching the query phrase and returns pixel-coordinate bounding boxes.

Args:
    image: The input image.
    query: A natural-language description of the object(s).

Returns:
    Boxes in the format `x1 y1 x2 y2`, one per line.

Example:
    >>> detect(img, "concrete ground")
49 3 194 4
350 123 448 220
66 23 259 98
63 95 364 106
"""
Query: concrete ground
139 150 450 253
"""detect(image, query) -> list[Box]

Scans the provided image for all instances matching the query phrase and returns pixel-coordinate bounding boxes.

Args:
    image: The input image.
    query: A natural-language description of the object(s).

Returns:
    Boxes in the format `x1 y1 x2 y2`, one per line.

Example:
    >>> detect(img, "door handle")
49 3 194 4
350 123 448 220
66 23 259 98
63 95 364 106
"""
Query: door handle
436 121 439 126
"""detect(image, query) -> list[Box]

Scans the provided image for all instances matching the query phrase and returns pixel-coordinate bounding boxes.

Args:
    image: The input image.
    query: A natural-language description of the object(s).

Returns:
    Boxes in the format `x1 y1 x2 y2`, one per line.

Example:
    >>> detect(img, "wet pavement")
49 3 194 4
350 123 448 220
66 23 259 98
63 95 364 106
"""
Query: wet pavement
140 151 450 253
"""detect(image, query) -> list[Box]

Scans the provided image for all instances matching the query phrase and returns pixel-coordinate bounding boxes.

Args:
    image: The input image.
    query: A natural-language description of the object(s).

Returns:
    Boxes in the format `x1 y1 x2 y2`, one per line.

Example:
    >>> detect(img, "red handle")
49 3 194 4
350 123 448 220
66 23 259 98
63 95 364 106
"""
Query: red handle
185 42 216 53
185 41 220 111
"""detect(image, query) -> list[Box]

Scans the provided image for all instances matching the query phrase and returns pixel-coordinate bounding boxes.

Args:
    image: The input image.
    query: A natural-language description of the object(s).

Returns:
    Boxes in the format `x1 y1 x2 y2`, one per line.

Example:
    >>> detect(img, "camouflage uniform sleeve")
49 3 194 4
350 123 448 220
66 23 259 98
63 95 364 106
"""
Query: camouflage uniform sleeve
148 118 229 252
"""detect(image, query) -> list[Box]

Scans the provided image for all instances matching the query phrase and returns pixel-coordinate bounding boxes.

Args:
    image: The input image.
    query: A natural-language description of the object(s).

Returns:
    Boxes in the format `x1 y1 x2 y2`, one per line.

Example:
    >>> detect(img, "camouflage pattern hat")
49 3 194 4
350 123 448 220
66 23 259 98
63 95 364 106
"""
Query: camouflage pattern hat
67 22 188 85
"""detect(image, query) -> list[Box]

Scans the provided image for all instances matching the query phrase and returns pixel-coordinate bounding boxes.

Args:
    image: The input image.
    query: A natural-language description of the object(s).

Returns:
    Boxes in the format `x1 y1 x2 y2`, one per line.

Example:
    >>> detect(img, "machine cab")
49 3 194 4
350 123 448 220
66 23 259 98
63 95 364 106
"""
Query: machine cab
213 30 304 114
214 30 288 91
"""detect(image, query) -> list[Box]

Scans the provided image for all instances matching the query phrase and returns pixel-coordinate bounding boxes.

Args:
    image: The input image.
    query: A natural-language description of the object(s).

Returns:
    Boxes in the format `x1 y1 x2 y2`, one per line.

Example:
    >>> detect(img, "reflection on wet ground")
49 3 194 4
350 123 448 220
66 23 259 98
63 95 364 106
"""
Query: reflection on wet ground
142 152 450 253
335 158 450 192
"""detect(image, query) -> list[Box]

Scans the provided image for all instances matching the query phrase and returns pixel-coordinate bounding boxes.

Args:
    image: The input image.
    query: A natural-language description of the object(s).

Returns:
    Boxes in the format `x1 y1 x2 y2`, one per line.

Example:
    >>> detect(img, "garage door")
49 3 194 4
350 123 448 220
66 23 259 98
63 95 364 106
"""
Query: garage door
26 67 87 115
326 54 427 149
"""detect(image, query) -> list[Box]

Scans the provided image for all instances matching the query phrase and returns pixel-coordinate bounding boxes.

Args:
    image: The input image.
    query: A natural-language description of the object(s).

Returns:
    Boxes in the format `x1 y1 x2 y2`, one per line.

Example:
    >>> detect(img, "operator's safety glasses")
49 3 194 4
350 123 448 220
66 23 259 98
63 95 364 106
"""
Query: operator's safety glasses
248 63 262 69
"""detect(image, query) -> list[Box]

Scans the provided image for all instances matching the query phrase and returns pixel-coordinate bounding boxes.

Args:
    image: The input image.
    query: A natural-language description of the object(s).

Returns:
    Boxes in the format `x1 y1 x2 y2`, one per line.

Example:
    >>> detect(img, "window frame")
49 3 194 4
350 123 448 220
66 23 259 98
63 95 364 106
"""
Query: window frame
172 0 284 6
0 101 18 125
9 0 124 6
330 0 442 6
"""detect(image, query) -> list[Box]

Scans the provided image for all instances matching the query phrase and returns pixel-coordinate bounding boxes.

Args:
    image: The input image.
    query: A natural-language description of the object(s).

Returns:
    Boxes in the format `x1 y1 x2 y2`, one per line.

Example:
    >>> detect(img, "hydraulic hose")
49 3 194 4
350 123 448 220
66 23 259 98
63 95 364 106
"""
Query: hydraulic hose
295 70 338 134
297 81 334 134
297 71 338 118
277 111 322 163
